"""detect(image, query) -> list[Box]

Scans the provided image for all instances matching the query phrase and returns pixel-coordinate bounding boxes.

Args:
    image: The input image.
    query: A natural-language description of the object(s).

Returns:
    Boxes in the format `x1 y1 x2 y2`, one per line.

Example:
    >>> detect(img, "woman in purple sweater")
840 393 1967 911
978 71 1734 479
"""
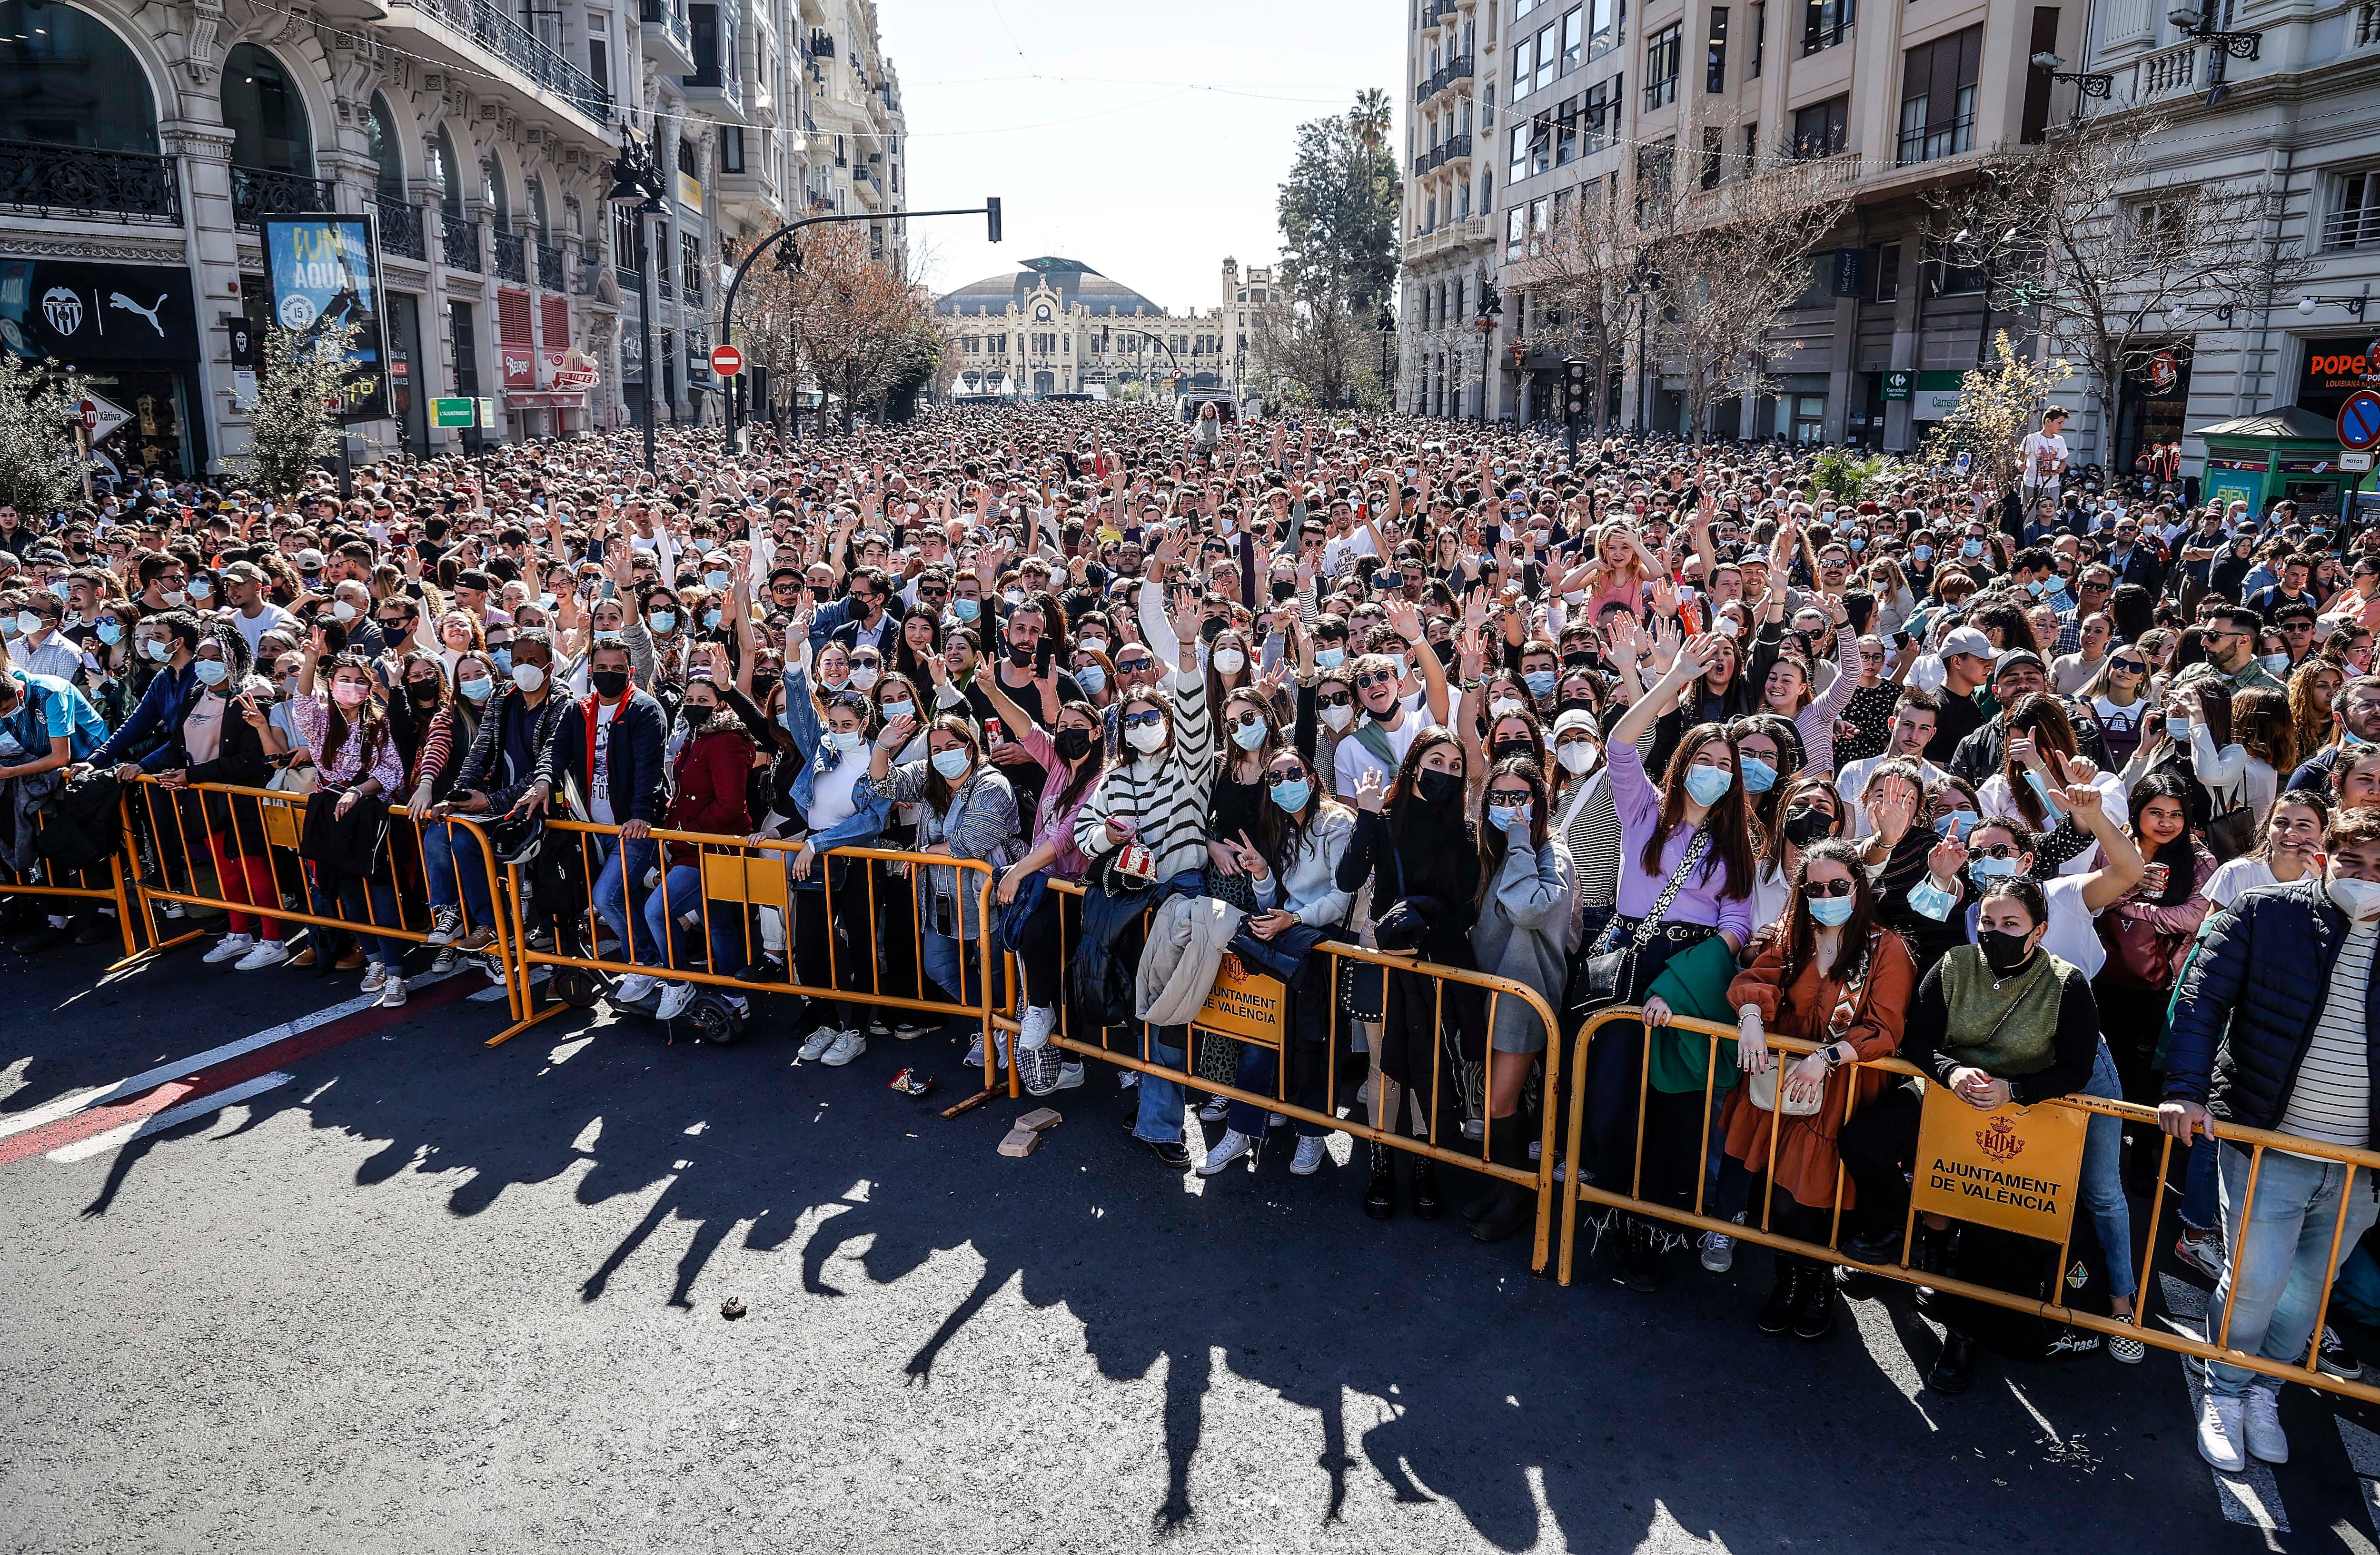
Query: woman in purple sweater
1592 631 1758 1291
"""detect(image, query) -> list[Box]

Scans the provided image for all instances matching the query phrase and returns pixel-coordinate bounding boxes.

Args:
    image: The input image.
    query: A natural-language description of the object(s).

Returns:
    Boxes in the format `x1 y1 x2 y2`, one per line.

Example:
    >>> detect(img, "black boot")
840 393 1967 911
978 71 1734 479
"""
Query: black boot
1620 1216 1662 1293
1756 1263 1802 1334
1472 1181 1534 1244
1364 1141 1397 1221
1465 1117 1524 1222
1928 1329 1982 1394
1411 1154 1443 1220
1791 1261 1836 1340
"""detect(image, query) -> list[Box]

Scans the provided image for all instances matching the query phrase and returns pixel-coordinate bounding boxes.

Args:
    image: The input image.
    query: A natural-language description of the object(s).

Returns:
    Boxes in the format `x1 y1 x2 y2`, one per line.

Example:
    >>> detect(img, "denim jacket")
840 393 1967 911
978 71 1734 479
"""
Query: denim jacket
778 666 889 876
853 760 1019 941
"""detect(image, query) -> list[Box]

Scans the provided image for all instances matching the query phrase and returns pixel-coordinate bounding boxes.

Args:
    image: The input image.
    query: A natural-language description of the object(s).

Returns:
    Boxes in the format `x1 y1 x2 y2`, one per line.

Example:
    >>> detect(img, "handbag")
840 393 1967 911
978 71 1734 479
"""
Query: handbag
1568 831 1710 1020
1746 932 1875 1118
1337 822 1408 1023
2204 782 2258 862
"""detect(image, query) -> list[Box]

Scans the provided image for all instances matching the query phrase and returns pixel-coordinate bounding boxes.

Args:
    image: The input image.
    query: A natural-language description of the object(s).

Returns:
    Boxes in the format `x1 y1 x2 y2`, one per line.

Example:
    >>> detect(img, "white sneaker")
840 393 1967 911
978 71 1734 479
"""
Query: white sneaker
235 939 291 971
798 1026 843 1061
1118 1070 1138 1089
378 975 407 1008
205 933 255 964
964 1029 1011 1070
822 1028 867 1067
655 981 697 1020
2197 1393 2247 1472
1290 1135 1327 1176
612 972 659 1005
1017 1004 1056 1050
2243 1390 2289 1465
1700 1211 1746 1273
1052 1061 1086 1091
1197 1128 1255 1176
359 961 387 994
425 906 462 947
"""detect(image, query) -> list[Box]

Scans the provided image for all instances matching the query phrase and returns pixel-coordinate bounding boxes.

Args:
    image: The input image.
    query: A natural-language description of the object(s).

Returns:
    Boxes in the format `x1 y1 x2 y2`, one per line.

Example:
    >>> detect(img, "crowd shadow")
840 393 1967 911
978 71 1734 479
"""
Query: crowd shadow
15 951 2280 1553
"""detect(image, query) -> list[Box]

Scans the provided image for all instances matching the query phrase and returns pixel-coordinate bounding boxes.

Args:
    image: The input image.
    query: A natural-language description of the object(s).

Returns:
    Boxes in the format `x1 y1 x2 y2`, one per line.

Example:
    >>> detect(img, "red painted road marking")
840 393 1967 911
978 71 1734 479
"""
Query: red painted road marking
0 971 488 1169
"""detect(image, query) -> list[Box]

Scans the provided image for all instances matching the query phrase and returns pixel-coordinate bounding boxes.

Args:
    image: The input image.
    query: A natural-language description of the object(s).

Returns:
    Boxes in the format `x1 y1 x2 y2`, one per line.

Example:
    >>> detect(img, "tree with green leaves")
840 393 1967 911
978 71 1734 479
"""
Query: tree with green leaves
1263 88 1400 408
240 320 364 499
0 353 95 515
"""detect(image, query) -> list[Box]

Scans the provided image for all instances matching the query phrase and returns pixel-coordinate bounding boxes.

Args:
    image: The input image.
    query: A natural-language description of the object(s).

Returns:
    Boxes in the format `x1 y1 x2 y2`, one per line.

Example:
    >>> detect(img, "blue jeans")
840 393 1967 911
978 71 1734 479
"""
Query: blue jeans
591 835 657 966
642 863 747 976
2180 1131 2222 1232
1135 1023 1189 1144
922 928 1003 1014
2210 1142 2380 1397
422 820 495 926
2079 1040 2139 1301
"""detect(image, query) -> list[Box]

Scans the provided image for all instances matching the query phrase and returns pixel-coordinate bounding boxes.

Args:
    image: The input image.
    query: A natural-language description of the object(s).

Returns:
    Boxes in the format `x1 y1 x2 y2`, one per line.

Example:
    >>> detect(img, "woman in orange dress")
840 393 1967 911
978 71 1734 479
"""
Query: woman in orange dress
1720 838 1916 1342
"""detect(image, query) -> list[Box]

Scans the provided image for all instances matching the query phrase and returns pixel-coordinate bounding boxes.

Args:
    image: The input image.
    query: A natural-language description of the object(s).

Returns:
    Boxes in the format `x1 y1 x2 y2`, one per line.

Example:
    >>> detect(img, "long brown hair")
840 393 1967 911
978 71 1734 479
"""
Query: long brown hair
1647 722 1754 899
1778 839 1884 991
1998 692 2079 829
2232 686 2298 777
1760 771 1844 875
319 650 389 779
923 713 981 811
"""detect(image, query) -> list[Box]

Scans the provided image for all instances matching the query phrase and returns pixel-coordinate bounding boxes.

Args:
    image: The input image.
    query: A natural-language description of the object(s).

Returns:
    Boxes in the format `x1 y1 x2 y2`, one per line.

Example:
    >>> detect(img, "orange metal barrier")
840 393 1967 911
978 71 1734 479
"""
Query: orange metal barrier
0 802 142 960
493 818 1003 1090
1557 1005 2380 1404
122 776 520 1017
1038 878 1568 1272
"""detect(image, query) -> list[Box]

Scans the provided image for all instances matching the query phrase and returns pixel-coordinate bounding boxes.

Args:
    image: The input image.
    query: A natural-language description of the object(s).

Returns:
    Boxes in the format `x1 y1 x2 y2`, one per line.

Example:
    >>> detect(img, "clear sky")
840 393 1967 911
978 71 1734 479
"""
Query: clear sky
877 0 1404 314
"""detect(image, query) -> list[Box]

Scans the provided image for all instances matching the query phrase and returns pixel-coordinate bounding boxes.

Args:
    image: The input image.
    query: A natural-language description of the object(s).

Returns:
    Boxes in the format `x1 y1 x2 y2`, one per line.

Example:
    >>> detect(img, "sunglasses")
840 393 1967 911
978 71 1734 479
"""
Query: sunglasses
1315 691 1352 708
1121 710 1164 729
1487 790 1533 806
1967 843 2022 860
1355 671 1398 689
1115 656 1155 673
1803 878 1855 899
1265 768 1309 787
2109 658 2147 673
1228 711 1264 728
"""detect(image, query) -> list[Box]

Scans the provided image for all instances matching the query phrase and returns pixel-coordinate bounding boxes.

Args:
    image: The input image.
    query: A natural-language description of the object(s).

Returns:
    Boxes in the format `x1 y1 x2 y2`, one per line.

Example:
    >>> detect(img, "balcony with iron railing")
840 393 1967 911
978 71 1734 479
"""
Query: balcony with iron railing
493 228 528 282
1415 53 1474 103
373 193 427 260
639 0 695 71
0 139 180 223
231 165 335 229
1412 132 1472 176
537 240 565 287
442 211 482 271
403 0 613 125
1423 0 1458 26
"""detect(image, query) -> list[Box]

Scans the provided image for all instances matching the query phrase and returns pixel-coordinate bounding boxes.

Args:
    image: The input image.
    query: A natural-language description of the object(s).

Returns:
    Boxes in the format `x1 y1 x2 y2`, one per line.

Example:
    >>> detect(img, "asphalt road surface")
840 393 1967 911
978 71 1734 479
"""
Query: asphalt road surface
7 934 2380 1554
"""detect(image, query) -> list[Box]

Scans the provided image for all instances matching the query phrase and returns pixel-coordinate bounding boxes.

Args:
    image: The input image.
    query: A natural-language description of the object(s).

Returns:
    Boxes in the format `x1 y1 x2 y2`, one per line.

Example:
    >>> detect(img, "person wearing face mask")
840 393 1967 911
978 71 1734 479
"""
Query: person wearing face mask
404 651 504 969
1336 728 1485 1219
1839 875 2105 1394
990 693 1108 1097
85 610 204 782
2162 808 2380 1473
145 629 286 968
285 638 411 1003
1713 841 1915 1341
2286 674 2380 795
521 643 670 1004
640 675 758 1023
858 711 1021 1063
6 591 79 683
0 657 113 952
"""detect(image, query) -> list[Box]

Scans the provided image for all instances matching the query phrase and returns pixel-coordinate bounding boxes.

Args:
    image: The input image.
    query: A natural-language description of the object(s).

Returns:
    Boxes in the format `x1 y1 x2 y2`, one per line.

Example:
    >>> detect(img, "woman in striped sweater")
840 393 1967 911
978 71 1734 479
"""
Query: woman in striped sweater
1755 594 1860 775
1073 585 1214 1166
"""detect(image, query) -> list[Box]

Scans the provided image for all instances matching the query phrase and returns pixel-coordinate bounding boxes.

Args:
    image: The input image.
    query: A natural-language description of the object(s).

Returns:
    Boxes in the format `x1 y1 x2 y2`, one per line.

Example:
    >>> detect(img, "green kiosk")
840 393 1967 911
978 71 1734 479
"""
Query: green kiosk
2193 406 2373 524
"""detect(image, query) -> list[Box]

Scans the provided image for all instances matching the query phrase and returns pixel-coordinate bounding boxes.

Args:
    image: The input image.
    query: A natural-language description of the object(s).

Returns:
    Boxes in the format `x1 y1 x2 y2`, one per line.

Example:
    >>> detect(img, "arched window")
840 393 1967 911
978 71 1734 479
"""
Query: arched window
483 156 509 231
429 124 461 212
366 93 404 196
222 43 310 172
0 0 156 150
528 173 550 238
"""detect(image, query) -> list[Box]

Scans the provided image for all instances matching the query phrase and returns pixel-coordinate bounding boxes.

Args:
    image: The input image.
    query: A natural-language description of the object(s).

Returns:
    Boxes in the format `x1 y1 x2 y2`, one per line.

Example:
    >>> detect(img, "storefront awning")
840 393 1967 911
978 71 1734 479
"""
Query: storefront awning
504 391 587 409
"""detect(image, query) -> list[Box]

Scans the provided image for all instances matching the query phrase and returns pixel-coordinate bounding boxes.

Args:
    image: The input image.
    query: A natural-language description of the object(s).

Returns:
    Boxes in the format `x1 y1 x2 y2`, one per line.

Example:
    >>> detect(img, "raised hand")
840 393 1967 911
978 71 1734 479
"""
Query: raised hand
1354 765 1387 813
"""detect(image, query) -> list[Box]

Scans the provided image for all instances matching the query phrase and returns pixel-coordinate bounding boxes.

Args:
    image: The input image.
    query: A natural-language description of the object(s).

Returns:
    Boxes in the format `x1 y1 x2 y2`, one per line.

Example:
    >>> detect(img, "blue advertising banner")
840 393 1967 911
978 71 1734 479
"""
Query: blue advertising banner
260 216 388 422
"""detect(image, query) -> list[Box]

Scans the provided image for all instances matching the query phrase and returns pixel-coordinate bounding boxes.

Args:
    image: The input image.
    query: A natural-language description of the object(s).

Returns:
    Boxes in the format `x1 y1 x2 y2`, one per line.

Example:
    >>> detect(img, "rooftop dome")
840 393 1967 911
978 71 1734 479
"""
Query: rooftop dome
935 256 1165 318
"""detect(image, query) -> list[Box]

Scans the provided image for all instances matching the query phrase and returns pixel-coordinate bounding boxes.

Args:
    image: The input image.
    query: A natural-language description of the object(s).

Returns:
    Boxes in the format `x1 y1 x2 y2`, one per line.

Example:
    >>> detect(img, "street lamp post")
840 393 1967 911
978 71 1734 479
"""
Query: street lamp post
1473 276 1502 425
605 134 668 475
1377 305 1395 396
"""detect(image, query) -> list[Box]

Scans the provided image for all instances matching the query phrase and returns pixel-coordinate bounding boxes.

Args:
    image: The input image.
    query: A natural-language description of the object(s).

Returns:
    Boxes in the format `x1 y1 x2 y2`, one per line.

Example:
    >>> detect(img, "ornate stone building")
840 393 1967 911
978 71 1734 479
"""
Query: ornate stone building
932 255 1273 399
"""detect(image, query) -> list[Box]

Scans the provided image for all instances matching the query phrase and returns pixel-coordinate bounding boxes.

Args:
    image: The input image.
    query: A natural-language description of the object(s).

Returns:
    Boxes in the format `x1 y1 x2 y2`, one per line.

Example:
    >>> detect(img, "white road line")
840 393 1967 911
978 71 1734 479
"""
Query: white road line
2337 1418 2380 1537
44 1072 294 1162
2160 1273 2291 1535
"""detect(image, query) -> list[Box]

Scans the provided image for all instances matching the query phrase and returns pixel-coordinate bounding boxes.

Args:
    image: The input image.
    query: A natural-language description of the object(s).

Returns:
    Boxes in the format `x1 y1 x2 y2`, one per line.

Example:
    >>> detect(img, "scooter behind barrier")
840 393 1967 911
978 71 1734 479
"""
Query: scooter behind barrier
584 969 754 1046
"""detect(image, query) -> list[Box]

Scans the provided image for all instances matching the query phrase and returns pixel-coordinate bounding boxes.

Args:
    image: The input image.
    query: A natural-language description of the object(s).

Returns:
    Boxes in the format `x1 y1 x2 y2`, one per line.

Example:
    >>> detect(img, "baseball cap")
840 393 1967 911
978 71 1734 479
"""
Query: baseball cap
1938 625 1998 662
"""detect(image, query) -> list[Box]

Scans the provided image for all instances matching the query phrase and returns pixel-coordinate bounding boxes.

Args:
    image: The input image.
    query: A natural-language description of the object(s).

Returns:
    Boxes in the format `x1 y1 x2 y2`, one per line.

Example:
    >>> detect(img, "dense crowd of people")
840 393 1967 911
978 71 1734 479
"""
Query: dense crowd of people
4 402 2380 1472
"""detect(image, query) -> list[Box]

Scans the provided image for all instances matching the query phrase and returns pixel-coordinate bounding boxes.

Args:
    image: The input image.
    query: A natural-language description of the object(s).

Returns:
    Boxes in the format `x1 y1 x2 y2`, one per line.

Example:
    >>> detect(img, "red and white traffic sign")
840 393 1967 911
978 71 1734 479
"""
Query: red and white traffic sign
710 343 744 377
77 395 131 442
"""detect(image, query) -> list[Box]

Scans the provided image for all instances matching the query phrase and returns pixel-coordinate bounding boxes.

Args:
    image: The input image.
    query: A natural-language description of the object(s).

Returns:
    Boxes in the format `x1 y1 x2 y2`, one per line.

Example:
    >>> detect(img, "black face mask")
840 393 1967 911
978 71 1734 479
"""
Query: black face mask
1416 768 1463 805
407 681 441 706
683 703 714 729
591 668 630 699
809 586 831 603
1010 642 1037 668
1430 637 1458 668
749 673 781 705
1200 615 1227 643
1782 806 1835 848
1054 726 1096 762
1977 928 2036 975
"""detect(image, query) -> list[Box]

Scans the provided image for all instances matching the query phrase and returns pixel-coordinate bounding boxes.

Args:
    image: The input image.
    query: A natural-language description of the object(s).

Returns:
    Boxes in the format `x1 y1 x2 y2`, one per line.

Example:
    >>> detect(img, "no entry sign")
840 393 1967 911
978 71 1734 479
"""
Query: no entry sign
711 343 744 377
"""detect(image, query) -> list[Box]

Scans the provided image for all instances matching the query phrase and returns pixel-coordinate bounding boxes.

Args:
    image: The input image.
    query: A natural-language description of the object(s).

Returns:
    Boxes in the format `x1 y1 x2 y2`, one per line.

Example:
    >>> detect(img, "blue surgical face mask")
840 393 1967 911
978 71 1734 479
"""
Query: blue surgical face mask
952 597 981 623
706 570 731 591
1314 646 1346 670
1963 539 1984 557
594 629 624 646
96 621 123 645
490 648 513 674
1907 877 1959 921
1913 545 1934 563
705 609 724 631
2045 575 2067 596
2027 580 2046 596
1740 756 1777 794
2167 715 2192 740
191 658 228 686
143 638 170 662
828 729 868 753
1684 763 1735 806
1270 779 1311 814
1523 669 1558 699
1488 802 1529 832
647 610 677 634
1075 665 1106 694
1969 854 2020 879
12 611 38 637
539 592 558 611
1933 809 1981 837
932 746 973 781
459 675 495 703
1848 537 1866 553
2263 653 2290 674
1807 894 1855 927
47 580 69 601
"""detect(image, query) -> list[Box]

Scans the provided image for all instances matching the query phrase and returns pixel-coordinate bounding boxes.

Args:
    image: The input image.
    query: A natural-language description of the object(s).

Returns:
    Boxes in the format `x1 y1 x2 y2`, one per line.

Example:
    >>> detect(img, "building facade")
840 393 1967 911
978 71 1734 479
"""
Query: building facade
1400 0 2380 495
934 256 1270 400
0 0 903 482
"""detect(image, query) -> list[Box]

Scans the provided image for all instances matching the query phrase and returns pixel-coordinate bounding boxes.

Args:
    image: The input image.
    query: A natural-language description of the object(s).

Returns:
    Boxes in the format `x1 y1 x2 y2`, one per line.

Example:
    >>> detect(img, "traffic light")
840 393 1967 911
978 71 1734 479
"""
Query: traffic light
1563 358 1589 418
986 197 1002 243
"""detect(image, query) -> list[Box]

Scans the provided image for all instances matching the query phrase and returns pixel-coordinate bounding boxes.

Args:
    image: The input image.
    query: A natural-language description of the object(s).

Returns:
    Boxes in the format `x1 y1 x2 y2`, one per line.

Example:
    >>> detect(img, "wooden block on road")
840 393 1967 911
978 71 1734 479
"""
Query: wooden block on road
997 1127 1041 1158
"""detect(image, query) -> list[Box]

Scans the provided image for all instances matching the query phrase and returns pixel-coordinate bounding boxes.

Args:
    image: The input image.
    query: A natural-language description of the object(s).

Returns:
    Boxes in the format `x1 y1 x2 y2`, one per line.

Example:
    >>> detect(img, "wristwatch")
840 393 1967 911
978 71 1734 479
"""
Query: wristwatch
1816 1042 1845 1070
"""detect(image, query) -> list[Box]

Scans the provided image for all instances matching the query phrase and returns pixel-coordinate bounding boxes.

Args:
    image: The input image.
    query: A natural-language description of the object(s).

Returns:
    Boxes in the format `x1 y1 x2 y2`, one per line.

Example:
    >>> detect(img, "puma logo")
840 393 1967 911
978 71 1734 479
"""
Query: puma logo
108 292 166 337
